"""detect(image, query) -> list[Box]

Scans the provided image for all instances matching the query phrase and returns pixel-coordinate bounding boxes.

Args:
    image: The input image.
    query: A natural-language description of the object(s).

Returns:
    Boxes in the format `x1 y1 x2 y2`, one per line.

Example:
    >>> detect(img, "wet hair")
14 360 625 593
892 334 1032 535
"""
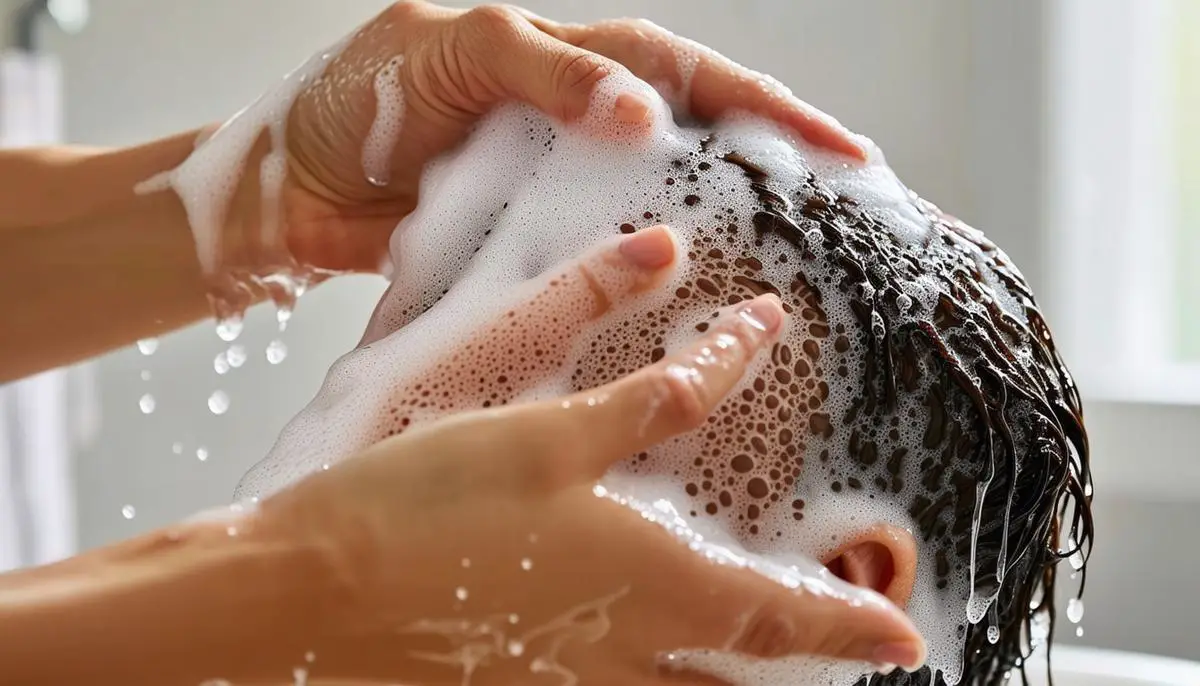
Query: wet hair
670 143 1096 685
240 94 1095 684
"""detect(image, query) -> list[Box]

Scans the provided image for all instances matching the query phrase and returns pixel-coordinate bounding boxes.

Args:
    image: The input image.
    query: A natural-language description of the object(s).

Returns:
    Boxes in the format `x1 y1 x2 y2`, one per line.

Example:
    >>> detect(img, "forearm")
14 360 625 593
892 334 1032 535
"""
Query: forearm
0 132 218 382
0 514 336 686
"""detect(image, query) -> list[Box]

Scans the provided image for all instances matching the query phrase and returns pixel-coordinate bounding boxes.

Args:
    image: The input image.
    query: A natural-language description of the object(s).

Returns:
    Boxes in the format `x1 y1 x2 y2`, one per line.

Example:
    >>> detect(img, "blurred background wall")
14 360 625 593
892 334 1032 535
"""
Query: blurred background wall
3 0 1195 663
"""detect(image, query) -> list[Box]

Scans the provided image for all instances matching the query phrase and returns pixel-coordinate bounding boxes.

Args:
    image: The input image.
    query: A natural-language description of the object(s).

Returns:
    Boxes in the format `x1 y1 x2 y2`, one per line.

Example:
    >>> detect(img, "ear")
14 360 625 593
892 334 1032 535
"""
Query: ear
822 524 918 609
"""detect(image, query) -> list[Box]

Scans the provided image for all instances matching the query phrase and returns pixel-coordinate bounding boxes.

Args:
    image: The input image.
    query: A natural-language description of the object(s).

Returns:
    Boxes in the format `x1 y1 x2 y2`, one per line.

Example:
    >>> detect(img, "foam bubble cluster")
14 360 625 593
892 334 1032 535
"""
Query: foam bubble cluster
235 71 1089 685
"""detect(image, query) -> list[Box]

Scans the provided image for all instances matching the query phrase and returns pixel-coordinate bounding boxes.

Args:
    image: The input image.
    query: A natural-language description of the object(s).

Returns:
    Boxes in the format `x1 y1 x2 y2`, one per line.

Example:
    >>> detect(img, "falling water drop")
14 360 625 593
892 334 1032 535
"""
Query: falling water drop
171 442 183 455
216 317 243 343
520 558 533 571
507 640 525 657
508 614 520 624
196 447 209 462
138 394 156 414
1066 598 1085 623
122 505 136 519
305 652 315 664
140 370 152 381
461 558 471 569
1069 549 1085 571
277 306 293 332
226 345 247 368
136 338 159 355
455 587 469 601
266 339 288 364
208 390 230 415
986 625 999 644
214 351 231 375
1075 627 1084 638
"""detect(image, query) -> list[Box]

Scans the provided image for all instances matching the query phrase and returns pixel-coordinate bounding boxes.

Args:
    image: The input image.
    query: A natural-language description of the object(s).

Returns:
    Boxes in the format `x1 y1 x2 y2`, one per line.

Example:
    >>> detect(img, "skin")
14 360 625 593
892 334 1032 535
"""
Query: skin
0 2 920 682
0 0 864 384
0 235 924 685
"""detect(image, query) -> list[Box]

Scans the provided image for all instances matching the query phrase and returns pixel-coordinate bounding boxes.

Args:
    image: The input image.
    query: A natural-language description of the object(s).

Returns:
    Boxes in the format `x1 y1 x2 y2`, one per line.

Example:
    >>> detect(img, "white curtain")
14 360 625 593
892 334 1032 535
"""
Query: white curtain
0 50 91 572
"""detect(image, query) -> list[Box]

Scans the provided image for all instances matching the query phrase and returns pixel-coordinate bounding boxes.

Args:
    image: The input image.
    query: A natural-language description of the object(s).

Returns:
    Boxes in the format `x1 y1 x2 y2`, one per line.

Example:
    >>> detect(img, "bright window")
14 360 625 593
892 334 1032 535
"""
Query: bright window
1047 0 1200 403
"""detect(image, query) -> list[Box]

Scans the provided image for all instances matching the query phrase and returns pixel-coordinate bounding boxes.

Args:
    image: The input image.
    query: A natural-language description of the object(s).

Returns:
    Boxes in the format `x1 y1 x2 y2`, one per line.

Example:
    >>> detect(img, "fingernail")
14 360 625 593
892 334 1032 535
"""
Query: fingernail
614 92 652 123
736 295 784 335
873 643 924 673
619 226 675 269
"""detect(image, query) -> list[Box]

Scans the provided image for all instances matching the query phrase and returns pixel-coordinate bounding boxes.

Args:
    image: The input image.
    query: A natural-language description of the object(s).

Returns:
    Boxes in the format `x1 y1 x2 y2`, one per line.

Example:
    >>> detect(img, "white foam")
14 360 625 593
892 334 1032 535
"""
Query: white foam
227 67 1061 684
362 55 405 188
135 34 353 309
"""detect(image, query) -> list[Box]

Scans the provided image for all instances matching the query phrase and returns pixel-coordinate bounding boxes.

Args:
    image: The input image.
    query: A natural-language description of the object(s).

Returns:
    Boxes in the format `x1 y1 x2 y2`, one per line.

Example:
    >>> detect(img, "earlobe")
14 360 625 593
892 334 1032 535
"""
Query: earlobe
823 524 917 609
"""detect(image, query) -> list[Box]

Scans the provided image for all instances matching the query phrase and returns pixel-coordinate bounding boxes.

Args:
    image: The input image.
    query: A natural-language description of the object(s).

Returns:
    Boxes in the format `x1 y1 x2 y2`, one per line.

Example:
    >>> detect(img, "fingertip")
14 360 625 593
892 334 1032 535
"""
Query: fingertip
614 91 654 123
735 293 785 338
618 224 677 269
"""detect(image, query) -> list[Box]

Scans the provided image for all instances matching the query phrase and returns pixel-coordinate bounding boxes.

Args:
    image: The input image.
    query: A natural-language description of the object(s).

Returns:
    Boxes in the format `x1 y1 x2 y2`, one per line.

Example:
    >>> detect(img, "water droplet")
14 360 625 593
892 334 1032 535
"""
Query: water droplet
293 667 308 686
508 613 520 624
1075 627 1084 638
507 640 525 657
122 505 136 519
528 533 539 544
1069 549 1085 570
987 625 999 644
216 317 243 342
277 307 293 331
226 526 238 537
461 558 471 568
321 463 330 471
226 345 247 368
266 339 288 364
455 586 469 601
140 370 152 381
305 651 315 663
1067 598 1085 623
196 447 209 462
214 352 231 375
171 442 183 455
136 338 159 355
208 390 230 415
138 393 156 414
520 558 533 571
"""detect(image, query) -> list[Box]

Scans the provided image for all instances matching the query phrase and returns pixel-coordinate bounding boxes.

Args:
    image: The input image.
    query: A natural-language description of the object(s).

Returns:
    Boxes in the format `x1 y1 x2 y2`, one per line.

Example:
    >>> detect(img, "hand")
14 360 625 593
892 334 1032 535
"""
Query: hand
253 228 924 685
273 1 864 276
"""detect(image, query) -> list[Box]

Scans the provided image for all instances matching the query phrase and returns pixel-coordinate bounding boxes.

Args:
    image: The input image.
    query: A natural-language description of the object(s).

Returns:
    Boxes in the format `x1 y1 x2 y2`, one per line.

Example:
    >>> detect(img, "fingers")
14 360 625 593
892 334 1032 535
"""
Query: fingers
529 17 866 160
370 225 678 435
455 5 651 124
664 558 926 673
551 292 785 479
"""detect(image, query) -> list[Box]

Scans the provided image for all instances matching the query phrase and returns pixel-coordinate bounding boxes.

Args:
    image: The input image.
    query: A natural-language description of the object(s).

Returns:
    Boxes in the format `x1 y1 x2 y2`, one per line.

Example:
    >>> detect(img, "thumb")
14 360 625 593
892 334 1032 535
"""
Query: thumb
458 6 653 124
674 557 927 674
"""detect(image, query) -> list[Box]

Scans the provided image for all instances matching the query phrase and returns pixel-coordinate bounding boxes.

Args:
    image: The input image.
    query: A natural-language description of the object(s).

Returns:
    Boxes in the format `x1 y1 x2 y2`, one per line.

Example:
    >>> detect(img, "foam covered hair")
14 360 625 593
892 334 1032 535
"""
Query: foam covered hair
236 76 1092 686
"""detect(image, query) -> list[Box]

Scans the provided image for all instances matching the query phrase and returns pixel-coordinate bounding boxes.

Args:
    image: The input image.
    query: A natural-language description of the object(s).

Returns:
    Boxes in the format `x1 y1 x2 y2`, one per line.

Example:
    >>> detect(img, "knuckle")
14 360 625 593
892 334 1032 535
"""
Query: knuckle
461 4 523 37
651 364 709 433
554 50 610 92
385 0 425 24
730 600 800 659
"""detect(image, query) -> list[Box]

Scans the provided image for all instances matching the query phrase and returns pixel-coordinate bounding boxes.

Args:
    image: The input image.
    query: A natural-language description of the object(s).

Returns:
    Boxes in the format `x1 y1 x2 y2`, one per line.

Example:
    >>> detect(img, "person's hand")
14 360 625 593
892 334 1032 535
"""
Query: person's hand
267 1 864 277
252 227 925 685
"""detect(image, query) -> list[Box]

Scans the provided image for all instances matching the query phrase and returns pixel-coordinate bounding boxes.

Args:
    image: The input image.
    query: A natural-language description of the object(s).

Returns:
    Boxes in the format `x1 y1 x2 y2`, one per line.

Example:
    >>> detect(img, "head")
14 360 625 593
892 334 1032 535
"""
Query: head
239 77 1093 685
